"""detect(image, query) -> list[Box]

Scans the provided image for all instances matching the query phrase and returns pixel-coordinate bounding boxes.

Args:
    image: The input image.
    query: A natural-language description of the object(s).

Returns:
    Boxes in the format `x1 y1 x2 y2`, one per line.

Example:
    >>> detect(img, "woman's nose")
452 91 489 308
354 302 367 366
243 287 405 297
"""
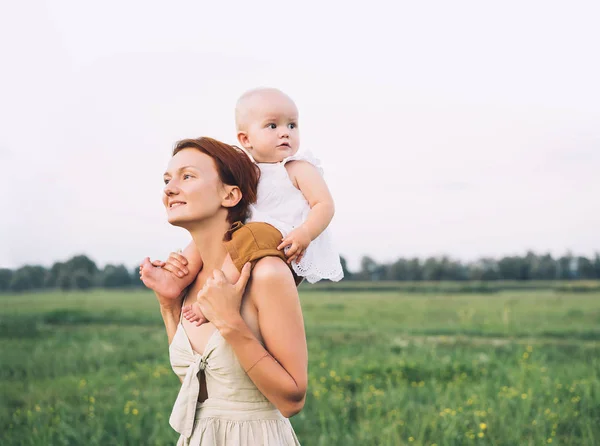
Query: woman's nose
164 181 179 196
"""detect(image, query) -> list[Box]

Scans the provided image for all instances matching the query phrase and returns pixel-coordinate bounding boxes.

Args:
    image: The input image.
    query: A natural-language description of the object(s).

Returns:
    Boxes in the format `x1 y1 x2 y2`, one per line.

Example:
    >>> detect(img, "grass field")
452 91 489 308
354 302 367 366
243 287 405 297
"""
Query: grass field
1 287 599 445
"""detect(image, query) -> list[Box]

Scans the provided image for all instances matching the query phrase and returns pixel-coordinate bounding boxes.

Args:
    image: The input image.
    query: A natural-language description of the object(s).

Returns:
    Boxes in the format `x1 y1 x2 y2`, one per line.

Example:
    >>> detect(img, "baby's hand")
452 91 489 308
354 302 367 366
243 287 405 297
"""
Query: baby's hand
277 226 311 265
182 303 208 327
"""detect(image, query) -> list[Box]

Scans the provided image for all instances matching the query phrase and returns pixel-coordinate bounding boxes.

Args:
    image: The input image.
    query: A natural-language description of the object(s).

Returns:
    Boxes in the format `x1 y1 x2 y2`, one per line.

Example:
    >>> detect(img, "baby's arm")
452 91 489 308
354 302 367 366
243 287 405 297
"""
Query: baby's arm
278 160 335 263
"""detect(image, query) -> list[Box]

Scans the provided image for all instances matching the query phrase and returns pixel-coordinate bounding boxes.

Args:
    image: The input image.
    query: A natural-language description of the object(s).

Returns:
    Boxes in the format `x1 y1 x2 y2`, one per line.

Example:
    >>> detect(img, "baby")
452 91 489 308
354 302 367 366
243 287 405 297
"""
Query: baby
141 88 343 325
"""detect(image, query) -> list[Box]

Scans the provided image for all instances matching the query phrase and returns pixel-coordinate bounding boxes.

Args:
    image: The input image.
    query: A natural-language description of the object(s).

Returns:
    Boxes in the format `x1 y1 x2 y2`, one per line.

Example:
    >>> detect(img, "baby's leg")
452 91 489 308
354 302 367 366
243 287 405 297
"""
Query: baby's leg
182 303 208 326
140 241 203 300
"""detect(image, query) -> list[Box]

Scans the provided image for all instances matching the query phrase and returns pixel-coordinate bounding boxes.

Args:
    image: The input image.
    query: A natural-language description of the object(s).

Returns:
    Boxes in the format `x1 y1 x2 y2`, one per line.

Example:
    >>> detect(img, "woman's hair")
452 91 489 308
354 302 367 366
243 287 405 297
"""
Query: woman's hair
172 137 259 226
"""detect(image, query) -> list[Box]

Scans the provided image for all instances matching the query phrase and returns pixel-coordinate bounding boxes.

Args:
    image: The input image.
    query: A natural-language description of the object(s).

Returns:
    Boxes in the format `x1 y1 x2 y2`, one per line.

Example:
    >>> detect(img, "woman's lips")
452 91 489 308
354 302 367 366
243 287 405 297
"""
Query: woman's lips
169 201 186 208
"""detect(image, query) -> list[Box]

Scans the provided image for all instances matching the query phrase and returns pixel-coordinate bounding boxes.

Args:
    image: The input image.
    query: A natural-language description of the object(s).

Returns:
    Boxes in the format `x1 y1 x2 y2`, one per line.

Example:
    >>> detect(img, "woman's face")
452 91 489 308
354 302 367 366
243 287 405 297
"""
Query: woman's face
162 148 227 227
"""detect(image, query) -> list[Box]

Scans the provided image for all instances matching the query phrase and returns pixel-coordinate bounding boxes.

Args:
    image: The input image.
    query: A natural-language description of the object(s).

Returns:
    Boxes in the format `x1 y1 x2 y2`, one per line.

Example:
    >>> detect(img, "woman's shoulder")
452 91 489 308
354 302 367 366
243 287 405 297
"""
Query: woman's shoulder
251 256 294 283
248 256 298 306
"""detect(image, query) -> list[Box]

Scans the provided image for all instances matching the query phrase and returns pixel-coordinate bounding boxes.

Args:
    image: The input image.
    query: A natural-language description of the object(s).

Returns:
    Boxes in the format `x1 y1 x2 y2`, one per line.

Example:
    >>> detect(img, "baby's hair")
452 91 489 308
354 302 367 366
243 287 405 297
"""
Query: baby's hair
235 87 295 131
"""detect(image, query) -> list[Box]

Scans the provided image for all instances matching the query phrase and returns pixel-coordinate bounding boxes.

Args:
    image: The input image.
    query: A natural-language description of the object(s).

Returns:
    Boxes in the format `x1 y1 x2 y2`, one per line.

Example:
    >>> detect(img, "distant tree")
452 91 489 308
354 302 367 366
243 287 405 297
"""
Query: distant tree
557 254 574 280
131 266 144 287
101 264 132 288
594 253 600 279
439 256 468 281
407 258 423 281
518 251 536 280
66 255 98 276
438 257 451 280
386 258 409 281
57 272 72 291
480 258 499 281
498 256 530 280
536 253 558 280
0 269 13 291
469 258 499 281
469 264 484 281
42 256 99 290
44 262 65 288
22 265 47 289
577 256 596 279
9 268 33 292
358 256 380 280
4 265 47 290
339 256 353 280
422 257 443 281
525 251 541 279
72 270 93 290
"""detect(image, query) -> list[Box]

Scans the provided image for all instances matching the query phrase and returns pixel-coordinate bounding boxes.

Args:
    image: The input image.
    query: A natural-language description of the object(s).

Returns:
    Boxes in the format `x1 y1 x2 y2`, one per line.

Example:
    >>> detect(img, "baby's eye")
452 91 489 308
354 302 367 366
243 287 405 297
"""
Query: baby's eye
288 123 297 129
267 123 276 129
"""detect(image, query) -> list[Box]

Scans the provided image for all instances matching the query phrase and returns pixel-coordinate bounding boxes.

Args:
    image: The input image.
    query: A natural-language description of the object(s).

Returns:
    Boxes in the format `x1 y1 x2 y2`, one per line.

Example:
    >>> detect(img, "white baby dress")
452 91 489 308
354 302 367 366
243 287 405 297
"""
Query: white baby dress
247 149 344 283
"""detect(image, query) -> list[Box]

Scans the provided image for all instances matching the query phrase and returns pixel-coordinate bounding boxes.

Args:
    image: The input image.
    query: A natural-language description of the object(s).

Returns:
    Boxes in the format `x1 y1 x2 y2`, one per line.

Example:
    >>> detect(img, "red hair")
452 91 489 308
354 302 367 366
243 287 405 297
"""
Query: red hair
172 137 259 226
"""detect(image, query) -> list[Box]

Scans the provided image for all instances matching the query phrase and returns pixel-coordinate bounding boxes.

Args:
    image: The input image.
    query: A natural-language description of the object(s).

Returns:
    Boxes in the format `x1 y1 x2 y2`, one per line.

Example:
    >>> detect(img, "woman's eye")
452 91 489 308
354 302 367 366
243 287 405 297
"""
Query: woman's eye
164 179 170 185
183 174 192 180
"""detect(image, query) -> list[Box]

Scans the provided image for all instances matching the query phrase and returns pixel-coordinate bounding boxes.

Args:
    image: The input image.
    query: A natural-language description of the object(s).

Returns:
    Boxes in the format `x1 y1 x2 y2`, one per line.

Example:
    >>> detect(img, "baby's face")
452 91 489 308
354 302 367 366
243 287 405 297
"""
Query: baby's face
242 92 299 163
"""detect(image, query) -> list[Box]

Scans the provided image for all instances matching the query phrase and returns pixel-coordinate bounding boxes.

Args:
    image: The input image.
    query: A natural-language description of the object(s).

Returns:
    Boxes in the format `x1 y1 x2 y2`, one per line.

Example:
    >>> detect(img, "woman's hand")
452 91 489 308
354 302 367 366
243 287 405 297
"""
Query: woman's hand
196 263 251 330
145 250 190 278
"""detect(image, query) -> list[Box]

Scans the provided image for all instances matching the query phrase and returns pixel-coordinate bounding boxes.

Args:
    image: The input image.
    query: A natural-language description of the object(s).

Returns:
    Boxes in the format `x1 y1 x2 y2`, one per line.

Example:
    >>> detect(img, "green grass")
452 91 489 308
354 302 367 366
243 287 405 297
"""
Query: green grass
1 288 599 445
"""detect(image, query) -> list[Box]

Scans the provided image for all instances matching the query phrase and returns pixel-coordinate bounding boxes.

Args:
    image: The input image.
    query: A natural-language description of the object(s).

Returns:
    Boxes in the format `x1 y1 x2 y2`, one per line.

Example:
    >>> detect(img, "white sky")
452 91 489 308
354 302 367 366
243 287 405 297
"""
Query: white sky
1 0 598 271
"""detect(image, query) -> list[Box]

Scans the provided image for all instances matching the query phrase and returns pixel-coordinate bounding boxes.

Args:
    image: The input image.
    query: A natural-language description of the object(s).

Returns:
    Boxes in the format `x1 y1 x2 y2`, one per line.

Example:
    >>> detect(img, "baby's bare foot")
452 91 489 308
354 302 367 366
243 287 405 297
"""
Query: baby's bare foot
139 257 186 300
182 303 208 327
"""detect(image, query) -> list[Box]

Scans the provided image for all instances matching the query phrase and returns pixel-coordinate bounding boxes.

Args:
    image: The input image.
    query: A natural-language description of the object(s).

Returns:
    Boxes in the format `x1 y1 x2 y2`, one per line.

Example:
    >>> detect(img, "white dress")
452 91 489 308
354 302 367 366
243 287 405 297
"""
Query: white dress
247 149 344 283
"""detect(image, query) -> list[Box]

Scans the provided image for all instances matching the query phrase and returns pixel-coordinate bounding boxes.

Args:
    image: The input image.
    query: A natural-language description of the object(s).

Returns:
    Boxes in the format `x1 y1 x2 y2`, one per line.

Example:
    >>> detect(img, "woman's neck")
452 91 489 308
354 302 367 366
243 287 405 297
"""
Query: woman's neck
188 218 231 272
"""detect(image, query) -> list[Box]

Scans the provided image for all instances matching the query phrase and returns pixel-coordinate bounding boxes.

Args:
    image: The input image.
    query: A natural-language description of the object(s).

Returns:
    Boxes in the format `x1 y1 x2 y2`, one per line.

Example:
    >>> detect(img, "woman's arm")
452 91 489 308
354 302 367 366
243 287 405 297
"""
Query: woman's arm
159 297 181 345
156 291 184 383
198 259 308 417
140 256 184 343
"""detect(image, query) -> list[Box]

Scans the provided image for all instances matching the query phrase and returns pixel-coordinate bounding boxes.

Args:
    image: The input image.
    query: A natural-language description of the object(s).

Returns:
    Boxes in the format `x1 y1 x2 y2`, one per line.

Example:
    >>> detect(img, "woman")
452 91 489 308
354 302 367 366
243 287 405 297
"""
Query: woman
144 137 307 445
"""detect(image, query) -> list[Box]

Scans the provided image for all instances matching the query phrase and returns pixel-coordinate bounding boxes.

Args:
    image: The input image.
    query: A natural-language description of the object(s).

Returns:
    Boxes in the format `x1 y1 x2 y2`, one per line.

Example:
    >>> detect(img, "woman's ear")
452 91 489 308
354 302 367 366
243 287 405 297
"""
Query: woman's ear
222 185 243 208
237 131 252 150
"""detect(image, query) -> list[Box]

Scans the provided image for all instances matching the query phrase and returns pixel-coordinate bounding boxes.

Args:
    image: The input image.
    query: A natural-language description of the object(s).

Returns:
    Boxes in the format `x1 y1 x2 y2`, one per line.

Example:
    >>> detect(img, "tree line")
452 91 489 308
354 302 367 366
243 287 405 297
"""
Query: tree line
0 256 142 293
343 252 600 281
0 251 599 293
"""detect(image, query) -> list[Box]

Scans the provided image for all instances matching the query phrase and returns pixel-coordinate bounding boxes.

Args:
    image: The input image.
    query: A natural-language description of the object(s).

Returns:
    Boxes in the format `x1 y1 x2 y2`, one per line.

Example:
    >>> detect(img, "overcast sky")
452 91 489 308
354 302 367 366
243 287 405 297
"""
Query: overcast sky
1 0 598 271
